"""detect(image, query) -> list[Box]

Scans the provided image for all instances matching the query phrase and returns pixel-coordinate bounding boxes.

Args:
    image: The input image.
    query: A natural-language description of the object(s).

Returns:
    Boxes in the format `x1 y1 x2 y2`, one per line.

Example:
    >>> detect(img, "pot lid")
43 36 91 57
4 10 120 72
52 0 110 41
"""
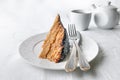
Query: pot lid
104 1 117 9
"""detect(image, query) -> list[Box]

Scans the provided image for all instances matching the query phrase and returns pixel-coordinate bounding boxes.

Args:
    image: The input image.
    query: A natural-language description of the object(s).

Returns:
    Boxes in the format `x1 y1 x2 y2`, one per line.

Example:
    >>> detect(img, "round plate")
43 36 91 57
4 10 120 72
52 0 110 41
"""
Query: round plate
19 33 99 70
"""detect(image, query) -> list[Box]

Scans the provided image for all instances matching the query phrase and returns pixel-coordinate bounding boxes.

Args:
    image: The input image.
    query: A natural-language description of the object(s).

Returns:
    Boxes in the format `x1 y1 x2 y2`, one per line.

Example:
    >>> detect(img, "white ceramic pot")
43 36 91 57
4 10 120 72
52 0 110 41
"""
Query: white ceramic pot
92 2 120 29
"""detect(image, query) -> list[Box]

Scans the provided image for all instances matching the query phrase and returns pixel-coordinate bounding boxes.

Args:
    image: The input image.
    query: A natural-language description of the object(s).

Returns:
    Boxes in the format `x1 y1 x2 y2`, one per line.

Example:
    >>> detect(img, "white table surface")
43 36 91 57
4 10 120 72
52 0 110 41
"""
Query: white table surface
1 0 120 80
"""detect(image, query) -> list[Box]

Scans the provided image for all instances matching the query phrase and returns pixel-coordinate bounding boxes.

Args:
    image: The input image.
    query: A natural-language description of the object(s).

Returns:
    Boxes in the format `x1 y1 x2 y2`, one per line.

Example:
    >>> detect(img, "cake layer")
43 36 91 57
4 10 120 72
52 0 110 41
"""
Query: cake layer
39 15 66 63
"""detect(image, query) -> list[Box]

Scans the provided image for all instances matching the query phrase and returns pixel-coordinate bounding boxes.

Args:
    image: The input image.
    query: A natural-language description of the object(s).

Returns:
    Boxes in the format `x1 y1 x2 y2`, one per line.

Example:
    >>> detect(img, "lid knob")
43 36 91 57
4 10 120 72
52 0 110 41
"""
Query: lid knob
108 1 111 6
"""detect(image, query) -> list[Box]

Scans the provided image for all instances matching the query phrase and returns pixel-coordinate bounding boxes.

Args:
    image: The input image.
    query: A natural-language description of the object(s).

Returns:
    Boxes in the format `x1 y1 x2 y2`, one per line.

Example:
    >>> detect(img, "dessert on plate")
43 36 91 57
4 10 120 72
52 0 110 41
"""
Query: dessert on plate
38 14 69 63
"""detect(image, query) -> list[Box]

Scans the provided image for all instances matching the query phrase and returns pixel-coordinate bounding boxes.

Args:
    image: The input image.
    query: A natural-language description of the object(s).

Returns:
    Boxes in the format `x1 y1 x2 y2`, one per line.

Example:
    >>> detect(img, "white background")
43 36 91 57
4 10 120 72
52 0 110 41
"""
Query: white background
1 0 120 80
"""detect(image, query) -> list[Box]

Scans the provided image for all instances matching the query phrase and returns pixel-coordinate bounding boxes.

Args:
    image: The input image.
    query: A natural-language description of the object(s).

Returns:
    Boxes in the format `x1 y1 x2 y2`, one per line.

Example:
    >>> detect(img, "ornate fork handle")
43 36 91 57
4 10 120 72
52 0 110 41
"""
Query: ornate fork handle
75 41 90 71
65 41 78 72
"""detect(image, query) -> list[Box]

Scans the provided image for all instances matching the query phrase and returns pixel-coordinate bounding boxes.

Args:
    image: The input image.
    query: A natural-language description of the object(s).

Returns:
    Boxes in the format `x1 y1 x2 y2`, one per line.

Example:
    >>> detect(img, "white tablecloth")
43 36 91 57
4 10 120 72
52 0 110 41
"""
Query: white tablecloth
1 0 120 80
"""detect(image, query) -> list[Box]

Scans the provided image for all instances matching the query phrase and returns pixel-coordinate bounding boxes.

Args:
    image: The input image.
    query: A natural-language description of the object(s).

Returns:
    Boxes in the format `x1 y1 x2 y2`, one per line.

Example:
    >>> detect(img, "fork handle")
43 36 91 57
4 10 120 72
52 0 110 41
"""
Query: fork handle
75 41 90 71
65 41 78 72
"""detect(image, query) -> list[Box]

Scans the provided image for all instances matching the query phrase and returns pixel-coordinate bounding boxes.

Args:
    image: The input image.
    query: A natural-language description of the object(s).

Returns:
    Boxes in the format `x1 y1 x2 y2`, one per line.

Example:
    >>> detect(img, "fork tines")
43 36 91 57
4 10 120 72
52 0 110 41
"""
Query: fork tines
68 24 77 37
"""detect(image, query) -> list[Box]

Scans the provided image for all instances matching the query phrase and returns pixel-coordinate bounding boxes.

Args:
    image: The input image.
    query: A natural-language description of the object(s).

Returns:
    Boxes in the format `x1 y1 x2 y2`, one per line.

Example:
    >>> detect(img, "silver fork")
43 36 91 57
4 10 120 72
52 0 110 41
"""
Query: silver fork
65 24 78 72
65 24 90 72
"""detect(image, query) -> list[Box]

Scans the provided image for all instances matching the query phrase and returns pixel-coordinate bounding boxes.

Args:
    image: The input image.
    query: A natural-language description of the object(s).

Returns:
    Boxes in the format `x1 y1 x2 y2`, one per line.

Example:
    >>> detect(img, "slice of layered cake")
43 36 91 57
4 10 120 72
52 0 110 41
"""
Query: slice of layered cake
38 14 69 63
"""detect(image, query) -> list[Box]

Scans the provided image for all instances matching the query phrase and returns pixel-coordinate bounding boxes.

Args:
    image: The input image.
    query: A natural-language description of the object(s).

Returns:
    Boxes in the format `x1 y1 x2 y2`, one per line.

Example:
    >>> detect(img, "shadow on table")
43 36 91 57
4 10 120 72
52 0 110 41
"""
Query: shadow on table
87 25 120 32
73 46 105 77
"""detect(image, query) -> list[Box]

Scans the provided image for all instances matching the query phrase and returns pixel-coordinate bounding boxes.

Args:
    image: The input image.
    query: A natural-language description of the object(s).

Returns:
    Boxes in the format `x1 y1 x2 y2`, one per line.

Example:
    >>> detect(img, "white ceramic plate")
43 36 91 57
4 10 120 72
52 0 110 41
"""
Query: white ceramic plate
19 33 99 70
